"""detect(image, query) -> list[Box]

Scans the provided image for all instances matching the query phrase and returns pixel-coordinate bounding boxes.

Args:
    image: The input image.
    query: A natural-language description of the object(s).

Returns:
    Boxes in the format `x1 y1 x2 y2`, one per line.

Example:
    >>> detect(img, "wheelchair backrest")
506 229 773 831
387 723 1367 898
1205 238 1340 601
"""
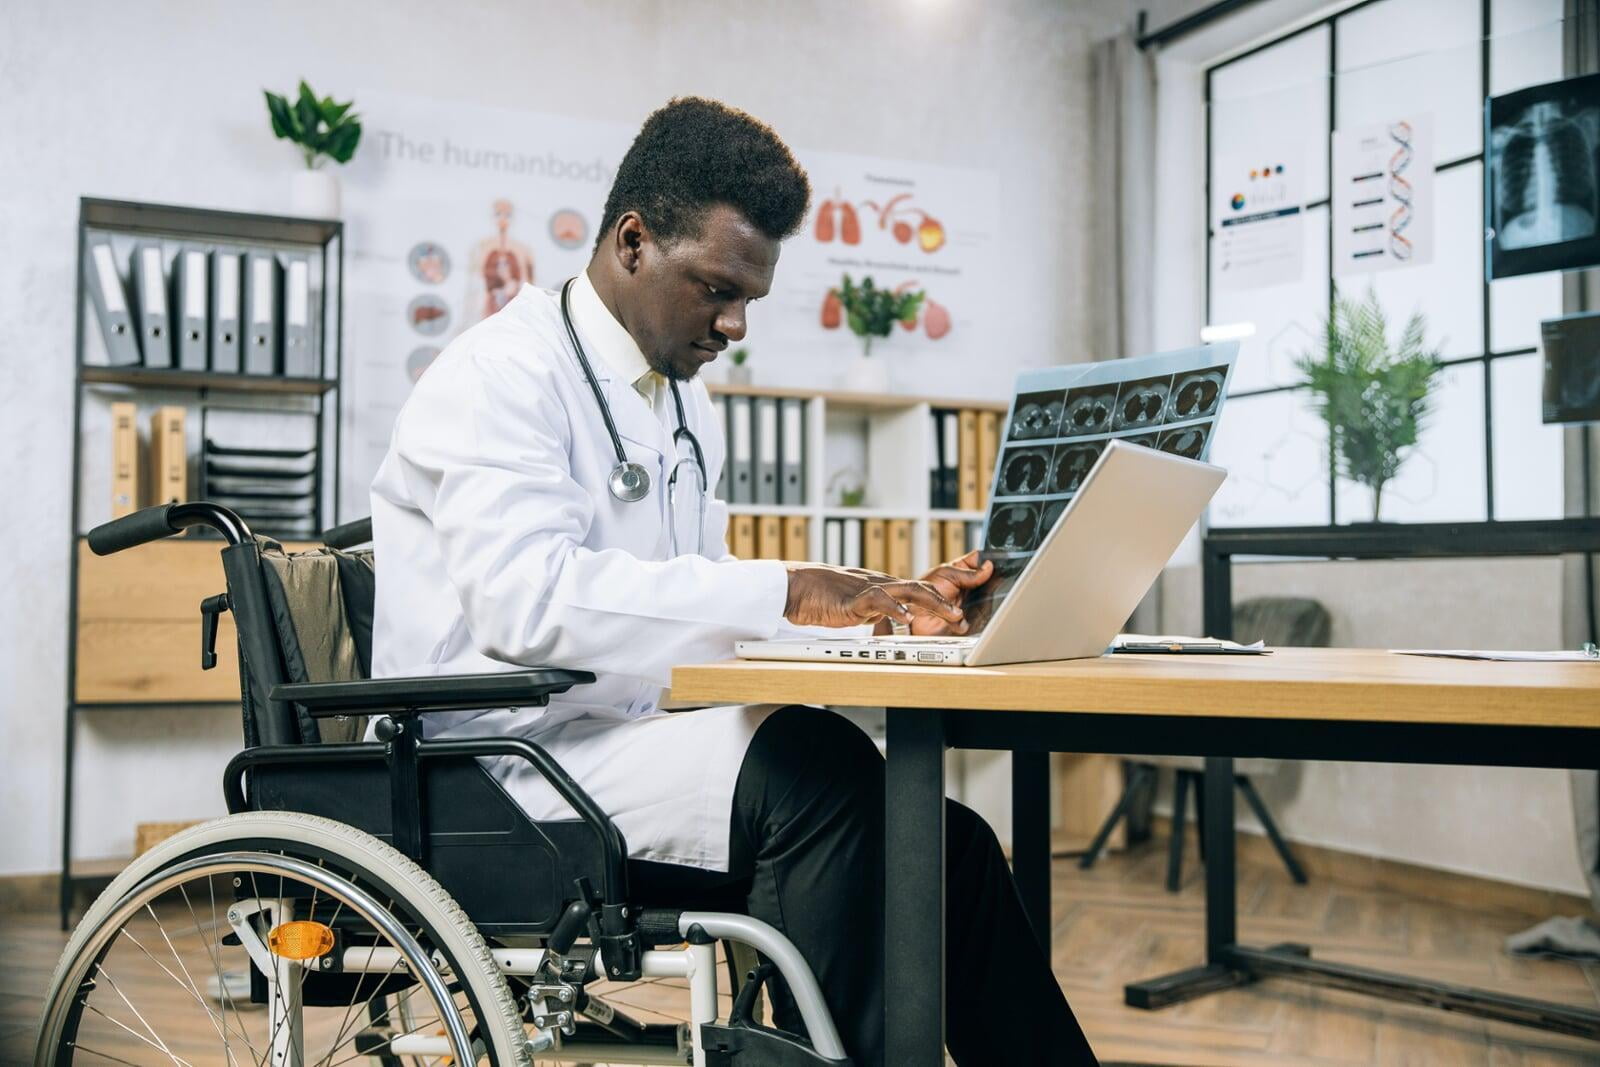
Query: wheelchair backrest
222 535 375 746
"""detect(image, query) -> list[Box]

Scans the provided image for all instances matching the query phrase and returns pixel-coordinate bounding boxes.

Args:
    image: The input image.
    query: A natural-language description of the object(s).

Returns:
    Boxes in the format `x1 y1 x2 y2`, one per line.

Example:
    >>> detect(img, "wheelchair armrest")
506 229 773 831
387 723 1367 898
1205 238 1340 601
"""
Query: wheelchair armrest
268 669 594 718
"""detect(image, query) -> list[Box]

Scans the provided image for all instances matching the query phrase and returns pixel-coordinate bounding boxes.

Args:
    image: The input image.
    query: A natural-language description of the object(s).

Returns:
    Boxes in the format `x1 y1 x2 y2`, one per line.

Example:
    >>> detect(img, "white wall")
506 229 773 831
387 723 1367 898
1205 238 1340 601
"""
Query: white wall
1148 3 1589 897
0 0 1105 875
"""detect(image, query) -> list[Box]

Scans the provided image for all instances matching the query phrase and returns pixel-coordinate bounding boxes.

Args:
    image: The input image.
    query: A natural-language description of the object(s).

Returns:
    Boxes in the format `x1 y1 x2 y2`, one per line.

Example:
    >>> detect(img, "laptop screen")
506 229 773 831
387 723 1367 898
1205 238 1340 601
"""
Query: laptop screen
961 342 1238 634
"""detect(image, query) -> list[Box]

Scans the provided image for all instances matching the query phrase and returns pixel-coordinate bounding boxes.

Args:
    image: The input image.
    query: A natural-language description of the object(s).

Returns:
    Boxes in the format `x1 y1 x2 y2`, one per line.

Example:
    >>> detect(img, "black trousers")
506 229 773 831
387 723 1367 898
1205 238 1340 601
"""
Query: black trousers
629 706 1097 1066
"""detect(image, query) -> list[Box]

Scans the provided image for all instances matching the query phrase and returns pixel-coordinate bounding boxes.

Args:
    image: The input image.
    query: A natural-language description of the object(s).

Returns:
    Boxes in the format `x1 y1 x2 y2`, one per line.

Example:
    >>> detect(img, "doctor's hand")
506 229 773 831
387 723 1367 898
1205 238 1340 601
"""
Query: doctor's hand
904 550 994 636
783 563 968 632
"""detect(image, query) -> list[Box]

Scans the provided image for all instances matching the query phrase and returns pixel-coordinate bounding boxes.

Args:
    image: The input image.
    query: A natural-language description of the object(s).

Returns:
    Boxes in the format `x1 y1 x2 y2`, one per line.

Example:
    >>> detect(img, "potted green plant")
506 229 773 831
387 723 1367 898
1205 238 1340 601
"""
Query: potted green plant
832 273 925 391
1294 286 1442 522
265 81 363 218
726 345 752 385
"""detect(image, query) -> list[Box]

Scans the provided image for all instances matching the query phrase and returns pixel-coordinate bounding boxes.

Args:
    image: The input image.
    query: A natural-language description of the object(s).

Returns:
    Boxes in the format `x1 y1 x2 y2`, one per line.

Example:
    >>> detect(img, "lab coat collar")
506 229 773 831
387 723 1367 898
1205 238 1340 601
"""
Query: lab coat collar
568 268 653 389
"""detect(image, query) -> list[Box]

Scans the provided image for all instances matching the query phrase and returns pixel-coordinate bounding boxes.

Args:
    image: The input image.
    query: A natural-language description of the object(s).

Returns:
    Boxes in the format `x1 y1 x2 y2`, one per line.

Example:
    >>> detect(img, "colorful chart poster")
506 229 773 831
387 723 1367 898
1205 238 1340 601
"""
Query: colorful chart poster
336 91 997 512
1212 144 1306 293
1333 115 1434 275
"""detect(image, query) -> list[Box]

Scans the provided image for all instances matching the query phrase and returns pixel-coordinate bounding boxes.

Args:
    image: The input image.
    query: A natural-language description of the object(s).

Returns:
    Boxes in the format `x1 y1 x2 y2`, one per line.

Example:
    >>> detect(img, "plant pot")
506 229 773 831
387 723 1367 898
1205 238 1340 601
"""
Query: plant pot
290 169 341 218
842 354 889 394
726 363 752 386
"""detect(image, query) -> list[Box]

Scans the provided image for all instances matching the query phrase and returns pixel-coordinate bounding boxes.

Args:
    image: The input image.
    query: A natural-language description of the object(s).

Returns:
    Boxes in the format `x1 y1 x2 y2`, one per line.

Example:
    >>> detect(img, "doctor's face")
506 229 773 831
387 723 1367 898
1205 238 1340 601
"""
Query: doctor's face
624 204 780 380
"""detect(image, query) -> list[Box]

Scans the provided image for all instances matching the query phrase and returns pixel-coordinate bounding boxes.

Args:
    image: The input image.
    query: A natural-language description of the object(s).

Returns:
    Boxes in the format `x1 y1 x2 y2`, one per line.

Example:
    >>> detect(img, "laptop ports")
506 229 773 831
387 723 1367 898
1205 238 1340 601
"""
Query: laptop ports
894 650 907 661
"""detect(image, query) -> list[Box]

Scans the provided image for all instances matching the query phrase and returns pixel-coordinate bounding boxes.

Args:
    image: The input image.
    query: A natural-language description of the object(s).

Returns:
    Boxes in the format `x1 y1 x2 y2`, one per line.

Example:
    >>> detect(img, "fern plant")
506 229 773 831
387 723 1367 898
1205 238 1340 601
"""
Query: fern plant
1295 287 1442 521
265 81 362 169
835 274 925 357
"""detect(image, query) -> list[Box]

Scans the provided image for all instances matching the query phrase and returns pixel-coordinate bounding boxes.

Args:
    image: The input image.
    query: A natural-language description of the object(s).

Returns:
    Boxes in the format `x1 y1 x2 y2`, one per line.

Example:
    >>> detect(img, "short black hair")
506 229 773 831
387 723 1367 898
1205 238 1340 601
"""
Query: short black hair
596 97 811 250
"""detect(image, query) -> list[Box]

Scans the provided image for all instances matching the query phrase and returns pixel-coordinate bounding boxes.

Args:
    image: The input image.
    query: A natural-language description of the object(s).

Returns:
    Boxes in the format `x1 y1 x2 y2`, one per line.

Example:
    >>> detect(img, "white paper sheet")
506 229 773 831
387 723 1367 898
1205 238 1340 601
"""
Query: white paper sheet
1333 114 1434 275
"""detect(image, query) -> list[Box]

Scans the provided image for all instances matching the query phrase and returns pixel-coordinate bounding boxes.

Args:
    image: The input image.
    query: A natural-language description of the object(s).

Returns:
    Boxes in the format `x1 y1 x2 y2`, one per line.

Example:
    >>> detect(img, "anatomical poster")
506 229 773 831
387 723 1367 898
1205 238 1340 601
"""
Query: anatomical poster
1212 143 1305 293
1333 115 1434 275
337 91 998 514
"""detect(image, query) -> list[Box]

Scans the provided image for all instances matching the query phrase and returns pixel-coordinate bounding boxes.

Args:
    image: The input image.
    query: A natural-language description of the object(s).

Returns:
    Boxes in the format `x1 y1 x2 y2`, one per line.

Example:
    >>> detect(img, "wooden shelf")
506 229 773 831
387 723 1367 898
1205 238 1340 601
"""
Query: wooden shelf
726 504 812 517
81 365 336 396
822 506 924 521
708 381 1007 413
69 856 131 880
930 509 987 522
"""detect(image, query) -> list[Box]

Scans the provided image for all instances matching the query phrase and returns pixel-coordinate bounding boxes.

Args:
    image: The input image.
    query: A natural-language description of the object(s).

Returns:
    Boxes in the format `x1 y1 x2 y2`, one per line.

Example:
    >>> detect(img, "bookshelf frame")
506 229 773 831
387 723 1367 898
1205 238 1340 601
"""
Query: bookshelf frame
707 383 1006 571
59 198 345 928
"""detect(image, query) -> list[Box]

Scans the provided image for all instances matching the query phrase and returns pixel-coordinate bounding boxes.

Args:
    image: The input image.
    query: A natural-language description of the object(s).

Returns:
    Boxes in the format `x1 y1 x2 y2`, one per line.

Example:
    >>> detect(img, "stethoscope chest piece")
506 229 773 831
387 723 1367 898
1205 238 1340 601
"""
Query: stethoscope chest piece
609 461 652 502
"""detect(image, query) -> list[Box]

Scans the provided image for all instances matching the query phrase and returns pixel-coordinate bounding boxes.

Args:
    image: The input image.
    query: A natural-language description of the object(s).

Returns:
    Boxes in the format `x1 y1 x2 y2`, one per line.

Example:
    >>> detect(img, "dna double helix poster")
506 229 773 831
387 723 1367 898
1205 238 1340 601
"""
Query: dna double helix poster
1332 114 1435 275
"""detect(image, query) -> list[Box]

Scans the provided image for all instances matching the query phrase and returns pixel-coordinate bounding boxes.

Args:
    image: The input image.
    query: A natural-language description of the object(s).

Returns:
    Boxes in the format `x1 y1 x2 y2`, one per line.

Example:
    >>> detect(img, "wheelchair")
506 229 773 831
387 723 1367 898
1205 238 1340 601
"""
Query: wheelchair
37 501 850 1066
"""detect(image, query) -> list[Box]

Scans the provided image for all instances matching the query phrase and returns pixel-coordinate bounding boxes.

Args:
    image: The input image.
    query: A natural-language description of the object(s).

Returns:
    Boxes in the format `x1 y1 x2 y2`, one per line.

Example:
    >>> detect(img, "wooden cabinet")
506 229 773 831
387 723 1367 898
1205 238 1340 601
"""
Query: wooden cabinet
74 539 307 703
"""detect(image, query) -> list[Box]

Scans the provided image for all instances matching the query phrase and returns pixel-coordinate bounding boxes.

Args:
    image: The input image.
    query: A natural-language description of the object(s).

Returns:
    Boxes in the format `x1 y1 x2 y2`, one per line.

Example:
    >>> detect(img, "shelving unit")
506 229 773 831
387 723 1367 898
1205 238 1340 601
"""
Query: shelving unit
707 382 1007 571
59 198 344 927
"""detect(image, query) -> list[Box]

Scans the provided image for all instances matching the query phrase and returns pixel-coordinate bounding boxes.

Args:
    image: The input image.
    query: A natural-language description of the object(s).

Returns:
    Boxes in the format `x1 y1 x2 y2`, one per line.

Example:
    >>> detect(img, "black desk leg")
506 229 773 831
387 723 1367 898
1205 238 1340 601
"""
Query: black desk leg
885 707 946 1065
1124 754 1256 1008
1011 749 1051 950
1202 756 1237 959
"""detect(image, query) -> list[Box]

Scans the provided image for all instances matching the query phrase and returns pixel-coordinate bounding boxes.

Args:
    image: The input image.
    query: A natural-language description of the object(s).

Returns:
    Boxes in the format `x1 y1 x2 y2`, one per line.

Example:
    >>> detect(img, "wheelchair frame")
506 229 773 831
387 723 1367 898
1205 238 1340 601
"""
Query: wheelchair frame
41 501 851 1066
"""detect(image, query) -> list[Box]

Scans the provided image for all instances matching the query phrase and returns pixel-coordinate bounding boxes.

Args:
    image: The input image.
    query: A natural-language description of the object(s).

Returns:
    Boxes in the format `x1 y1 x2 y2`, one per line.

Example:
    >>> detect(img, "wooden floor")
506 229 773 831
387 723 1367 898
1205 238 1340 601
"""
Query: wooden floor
5 834 1600 1065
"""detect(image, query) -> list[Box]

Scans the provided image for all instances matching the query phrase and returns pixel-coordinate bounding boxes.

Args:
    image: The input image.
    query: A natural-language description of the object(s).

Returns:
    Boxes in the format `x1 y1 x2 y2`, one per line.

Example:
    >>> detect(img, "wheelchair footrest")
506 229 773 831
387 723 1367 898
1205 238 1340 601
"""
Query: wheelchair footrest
699 1022 851 1066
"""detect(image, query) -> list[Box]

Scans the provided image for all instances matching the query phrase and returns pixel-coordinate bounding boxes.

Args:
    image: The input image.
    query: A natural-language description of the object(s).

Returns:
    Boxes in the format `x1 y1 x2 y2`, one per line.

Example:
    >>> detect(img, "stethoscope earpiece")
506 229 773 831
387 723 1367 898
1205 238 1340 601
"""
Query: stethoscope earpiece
609 461 652 502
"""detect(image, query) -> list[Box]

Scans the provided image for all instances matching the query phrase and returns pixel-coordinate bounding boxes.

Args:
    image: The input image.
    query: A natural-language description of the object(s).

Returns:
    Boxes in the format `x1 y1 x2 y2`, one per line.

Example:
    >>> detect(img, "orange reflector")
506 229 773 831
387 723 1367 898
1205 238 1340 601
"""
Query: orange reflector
267 920 334 960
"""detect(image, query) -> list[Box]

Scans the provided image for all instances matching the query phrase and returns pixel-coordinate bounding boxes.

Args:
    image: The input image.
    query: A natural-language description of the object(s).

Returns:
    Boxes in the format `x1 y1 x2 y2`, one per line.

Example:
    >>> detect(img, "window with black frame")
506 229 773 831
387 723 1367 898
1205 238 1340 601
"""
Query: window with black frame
1205 0 1570 528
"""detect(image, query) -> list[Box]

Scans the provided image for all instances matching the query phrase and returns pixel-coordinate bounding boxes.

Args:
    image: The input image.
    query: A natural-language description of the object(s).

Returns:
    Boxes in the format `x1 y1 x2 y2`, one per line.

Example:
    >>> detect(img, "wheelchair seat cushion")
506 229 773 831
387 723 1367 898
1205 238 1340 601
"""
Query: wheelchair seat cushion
258 539 376 743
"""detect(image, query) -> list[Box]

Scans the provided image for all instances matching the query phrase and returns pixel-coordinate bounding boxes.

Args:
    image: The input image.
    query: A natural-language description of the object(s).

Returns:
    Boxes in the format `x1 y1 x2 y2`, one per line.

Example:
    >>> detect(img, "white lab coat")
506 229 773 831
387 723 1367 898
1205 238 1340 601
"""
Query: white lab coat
370 281 806 870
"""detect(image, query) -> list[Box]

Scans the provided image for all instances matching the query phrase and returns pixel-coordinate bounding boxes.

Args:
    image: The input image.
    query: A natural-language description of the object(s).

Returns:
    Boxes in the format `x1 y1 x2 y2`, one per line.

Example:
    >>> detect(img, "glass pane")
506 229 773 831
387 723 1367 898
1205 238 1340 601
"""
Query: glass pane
1212 26 1331 203
1210 390 1331 526
1336 0 1483 162
1334 360 1487 522
1351 164 1484 359
1490 0 1564 96
1490 352 1565 518
1489 270 1562 352
1211 207 1330 392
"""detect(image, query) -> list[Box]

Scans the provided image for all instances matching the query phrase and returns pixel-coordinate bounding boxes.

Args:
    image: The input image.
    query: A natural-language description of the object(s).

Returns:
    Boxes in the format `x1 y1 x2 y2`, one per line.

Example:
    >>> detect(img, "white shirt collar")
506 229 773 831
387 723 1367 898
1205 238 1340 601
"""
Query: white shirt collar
569 267 656 394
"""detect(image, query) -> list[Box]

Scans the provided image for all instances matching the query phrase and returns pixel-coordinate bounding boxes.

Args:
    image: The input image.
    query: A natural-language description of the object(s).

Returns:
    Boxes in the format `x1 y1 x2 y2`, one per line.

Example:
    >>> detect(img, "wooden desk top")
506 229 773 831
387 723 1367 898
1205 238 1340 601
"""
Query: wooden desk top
669 648 1600 729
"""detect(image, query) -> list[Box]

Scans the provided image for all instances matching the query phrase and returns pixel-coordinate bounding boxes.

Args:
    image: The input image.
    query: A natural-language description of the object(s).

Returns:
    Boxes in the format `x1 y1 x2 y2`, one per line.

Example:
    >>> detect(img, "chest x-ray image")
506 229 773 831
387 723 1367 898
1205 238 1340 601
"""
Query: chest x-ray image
1541 312 1600 424
1488 73 1600 279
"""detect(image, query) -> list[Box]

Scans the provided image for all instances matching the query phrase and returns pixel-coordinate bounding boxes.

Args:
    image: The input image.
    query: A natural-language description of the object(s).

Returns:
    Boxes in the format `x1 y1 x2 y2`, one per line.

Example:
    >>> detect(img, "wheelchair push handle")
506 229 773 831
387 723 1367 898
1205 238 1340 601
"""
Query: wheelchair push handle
87 501 254 555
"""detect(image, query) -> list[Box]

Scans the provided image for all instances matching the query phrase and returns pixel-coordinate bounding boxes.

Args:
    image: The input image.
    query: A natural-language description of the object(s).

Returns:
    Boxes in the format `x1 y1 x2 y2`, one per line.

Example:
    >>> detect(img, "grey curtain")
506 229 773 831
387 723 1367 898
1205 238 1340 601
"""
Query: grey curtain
1089 30 1161 633
1088 31 1157 365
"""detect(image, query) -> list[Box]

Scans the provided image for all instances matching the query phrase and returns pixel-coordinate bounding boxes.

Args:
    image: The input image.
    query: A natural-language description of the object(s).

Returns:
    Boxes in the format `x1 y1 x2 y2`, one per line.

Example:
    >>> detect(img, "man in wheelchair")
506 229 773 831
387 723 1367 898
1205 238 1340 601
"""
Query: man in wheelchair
365 96 1092 1064
41 97 1094 1067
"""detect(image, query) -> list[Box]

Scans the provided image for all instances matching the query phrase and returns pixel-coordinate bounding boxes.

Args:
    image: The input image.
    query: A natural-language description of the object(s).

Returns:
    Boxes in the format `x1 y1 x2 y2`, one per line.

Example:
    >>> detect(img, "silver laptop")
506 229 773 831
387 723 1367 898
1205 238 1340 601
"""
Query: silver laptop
735 441 1225 667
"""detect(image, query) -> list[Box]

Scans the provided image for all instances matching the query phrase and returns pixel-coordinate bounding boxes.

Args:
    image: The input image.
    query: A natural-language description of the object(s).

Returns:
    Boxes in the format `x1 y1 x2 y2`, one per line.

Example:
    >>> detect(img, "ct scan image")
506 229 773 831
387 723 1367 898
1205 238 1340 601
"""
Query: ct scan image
1113 375 1173 432
1038 498 1069 540
962 553 1033 633
1489 72 1600 278
1060 384 1118 438
1167 366 1228 422
997 445 1053 497
1050 441 1104 495
1157 422 1211 460
1009 389 1066 441
986 502 1042 552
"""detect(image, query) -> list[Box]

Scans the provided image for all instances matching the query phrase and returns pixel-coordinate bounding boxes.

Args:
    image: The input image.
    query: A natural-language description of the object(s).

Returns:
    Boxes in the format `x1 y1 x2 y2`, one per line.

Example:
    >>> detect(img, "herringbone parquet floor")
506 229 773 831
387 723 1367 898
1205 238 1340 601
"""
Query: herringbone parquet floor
5 832 1598 1065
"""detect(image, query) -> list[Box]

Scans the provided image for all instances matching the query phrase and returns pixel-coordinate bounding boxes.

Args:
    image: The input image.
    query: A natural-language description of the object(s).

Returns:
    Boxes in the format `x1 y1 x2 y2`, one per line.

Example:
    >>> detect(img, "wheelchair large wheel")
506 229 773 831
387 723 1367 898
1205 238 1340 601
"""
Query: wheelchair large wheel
37 811 532 1066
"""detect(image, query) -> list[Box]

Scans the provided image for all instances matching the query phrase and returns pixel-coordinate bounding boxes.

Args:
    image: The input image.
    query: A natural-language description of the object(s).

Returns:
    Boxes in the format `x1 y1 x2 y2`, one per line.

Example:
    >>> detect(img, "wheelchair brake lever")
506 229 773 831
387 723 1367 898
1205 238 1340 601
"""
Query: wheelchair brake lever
199 593 230 670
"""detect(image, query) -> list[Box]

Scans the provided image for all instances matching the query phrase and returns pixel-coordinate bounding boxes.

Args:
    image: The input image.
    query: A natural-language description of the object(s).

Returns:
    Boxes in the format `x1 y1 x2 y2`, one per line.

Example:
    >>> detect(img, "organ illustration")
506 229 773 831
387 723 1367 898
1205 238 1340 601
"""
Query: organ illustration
465 199 536 322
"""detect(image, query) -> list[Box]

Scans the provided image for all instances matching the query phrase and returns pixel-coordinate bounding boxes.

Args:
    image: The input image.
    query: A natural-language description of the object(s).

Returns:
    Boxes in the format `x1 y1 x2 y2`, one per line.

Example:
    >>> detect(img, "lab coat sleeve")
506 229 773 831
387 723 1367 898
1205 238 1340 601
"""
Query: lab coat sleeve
391 350 790 685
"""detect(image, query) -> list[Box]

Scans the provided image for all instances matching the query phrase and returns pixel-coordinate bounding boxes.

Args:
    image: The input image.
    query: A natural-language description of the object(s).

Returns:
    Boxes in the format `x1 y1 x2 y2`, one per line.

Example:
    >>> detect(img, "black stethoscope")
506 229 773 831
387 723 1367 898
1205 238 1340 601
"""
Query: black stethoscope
560 277 708 505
